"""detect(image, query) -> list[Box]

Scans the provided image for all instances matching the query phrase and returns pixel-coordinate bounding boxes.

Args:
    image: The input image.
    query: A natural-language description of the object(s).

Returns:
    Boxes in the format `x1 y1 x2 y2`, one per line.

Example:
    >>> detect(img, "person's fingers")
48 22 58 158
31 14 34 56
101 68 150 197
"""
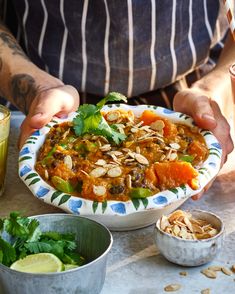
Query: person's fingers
191 181 213 200
19 85 80 149
174 90 217 130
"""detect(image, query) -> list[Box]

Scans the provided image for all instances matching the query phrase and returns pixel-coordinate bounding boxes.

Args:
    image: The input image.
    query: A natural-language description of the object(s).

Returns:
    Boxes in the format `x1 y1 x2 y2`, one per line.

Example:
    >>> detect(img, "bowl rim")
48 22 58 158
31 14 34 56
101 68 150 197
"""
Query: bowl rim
155 209 225 243
0 213 113 276
18 104 222 217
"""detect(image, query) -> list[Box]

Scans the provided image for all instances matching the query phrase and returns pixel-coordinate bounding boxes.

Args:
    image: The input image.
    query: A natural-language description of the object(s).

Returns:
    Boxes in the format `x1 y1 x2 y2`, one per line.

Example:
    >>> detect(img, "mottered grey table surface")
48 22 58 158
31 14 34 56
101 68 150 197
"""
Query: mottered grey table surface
1 112 235 294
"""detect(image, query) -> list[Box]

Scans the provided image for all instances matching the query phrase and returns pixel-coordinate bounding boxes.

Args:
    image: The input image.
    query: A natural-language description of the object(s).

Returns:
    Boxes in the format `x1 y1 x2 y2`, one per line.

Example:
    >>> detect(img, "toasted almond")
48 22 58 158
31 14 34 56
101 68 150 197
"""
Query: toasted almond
150 120 165 131
192 223 204 234
106 111 120 122
164 284 181 292
90 167 107 178
44 169 49 180
126 174 132 189
93 185 106 196
160 215 170 231
95 159 107 166
168 210 186 223
100 144 111 151
169 143 180 150
221 267 233 276
183 216 193 233
195 233 211 240
135 154 149 165
179 271 188 276
231 264 235 273
169 152 178 161
201 269 217 279
103 163 118 169
107 166 122 177
136 146 141 154
64 155 73 170
172 225 181 236
208 266 222 271
201 289 211 294
130 127 139 133
208 228 218 237
179 227 188 239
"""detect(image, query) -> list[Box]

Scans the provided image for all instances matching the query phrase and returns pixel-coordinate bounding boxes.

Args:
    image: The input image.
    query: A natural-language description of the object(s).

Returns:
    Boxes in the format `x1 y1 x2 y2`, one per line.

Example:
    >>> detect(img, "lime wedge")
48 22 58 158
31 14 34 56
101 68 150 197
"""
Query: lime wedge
64 264 79 271
10 253 64 273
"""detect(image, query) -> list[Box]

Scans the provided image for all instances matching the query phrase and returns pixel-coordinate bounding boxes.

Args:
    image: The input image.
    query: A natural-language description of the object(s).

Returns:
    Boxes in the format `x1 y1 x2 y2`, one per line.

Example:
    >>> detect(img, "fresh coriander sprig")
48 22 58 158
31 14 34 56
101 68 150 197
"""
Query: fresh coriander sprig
73 92 127 144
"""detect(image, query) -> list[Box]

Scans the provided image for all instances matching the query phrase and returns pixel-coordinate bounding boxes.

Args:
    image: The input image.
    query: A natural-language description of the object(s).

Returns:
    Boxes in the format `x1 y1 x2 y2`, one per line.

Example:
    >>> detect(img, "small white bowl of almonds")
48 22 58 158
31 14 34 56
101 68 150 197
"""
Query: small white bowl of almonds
154 209 224 266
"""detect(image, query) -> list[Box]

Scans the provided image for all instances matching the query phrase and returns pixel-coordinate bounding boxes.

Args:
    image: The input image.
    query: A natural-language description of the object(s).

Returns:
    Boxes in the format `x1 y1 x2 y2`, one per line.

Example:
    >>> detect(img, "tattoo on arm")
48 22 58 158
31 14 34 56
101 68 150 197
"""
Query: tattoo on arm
0 31 29 60
10 74 37 113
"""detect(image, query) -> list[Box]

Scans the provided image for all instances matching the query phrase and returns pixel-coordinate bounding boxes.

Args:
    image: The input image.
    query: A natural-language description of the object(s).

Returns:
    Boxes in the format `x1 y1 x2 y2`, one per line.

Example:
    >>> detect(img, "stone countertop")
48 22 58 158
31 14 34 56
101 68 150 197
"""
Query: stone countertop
1 112 235 294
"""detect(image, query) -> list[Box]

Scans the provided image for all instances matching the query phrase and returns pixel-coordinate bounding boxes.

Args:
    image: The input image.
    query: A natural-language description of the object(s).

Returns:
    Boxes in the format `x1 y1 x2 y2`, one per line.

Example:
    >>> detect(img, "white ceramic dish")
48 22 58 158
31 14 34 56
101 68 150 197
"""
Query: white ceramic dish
154 209 225 266
18 104 222 231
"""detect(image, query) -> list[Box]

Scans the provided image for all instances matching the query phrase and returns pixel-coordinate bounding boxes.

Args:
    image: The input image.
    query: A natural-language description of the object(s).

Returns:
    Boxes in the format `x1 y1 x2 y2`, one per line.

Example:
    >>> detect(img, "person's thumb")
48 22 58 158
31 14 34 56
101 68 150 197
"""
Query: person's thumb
173 90 217 130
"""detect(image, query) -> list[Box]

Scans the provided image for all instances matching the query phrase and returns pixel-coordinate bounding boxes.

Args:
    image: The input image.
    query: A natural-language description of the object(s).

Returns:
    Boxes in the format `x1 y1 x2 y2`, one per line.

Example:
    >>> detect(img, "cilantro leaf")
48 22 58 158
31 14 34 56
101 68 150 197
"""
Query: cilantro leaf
4 211 29 237
73 92 127 144
0 237 16 266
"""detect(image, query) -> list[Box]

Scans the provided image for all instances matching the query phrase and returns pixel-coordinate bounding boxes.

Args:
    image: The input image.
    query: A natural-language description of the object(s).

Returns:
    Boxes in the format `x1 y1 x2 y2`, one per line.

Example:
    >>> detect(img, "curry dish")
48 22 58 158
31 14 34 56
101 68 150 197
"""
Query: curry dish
35 108 209 202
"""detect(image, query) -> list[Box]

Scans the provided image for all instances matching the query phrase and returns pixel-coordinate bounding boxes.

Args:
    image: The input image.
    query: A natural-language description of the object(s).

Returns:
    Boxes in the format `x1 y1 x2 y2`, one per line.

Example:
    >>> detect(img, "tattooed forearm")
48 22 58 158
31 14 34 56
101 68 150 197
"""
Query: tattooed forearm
10 74 37 113
0 31 29 60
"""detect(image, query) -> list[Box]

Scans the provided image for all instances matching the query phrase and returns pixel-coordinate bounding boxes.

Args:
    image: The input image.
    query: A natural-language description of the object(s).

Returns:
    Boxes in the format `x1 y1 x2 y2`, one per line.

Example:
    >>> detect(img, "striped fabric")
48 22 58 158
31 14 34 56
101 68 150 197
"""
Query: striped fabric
0 0 228 109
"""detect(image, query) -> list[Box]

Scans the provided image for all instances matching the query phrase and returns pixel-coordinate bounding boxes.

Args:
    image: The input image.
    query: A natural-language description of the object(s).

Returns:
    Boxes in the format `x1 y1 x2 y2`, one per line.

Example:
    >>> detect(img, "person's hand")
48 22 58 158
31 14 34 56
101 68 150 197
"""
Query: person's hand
19 84 80 149
173 88 234 200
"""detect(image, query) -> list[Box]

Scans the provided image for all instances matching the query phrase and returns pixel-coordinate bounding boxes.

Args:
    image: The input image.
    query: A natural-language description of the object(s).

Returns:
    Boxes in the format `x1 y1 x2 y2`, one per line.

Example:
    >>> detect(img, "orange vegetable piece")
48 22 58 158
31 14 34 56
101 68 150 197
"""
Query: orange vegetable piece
154 161 198 190
145 165 158 186
188 140 208 162
140 110 177 138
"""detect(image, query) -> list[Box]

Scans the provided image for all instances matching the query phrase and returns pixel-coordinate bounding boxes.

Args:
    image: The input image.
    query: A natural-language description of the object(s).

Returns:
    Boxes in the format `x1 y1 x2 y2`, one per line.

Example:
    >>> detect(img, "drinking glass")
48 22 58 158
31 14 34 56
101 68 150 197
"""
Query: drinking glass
0 105 10 197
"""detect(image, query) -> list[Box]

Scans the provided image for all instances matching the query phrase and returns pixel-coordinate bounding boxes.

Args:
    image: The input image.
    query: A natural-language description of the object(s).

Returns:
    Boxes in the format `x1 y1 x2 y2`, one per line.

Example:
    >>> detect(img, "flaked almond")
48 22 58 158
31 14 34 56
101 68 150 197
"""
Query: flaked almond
160 215 170 231
106 111 120 122
201 269 217 279
172 225 181 236
126 174 132 189
107 166 122 177
95 159 107 166
150 120 165 131
135 154 149 165
93 185 106 196
169 152 178 161
64 155 73 170
231 264 235 273
192 223 204 234
208 266 222 271
100 144 111 152
44 169 49 180
221 267 233 276
183 216 193 233
164 284 181 292
90 167 107 178
168 210 186 223
169 142 180 150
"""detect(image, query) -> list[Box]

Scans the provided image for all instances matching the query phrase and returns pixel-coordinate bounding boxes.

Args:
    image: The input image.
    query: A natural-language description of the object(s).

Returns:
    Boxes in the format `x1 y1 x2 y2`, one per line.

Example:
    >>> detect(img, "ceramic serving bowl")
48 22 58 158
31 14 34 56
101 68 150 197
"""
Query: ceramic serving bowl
154 209 225 266
18 104 222 231
0 214 113 294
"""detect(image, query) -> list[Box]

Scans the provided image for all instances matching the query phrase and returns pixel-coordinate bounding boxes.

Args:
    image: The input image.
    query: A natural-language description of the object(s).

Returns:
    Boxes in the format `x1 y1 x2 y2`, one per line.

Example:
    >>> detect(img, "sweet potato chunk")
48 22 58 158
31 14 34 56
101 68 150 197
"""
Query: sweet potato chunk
154 161 199 190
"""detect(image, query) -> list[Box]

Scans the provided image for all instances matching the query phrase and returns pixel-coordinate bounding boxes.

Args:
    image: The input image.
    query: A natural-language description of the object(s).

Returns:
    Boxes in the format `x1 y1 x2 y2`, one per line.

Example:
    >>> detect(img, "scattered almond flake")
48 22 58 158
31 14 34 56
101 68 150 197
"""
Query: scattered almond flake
135 154 149 165
208 266 222 271
124 158 135 162
93 185 106 196
136 146 141 154
106 111 120 122
130 127 139 133
115 123 125 134
122 148 130 153
192 223 204 234
160 215 170 231
44 169 49 180
62 128 70 140
138 132 153 141
183 217 194 233
201 289 211 294
150 120 165 131
138 137 154 143
169 152 178 161
178 227 188 239
221 267 233 276
127 151 136 159
195 233 211 240
80 170 90 177
208 228 218 237
172 225 181 236
168 210 187 223
89 167 107 178
98 135 109 143
164 284 181 292
135 120 144 128
139 125 152 132
126 174 132 189
95 159 107 166
108 150 123 157
64 155 73 170
97 140 102 147
100 144 111 151
125 141 134 148
107 166 122 177
179 271 188 276
169 142 180 150
231 264 235 273
201 269 217 279
103 163 118 169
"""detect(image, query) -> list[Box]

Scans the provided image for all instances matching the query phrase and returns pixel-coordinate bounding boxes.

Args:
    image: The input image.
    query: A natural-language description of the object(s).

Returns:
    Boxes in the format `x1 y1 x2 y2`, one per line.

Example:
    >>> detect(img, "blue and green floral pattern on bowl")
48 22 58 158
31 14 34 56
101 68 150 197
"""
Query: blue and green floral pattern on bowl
18 104 222 230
